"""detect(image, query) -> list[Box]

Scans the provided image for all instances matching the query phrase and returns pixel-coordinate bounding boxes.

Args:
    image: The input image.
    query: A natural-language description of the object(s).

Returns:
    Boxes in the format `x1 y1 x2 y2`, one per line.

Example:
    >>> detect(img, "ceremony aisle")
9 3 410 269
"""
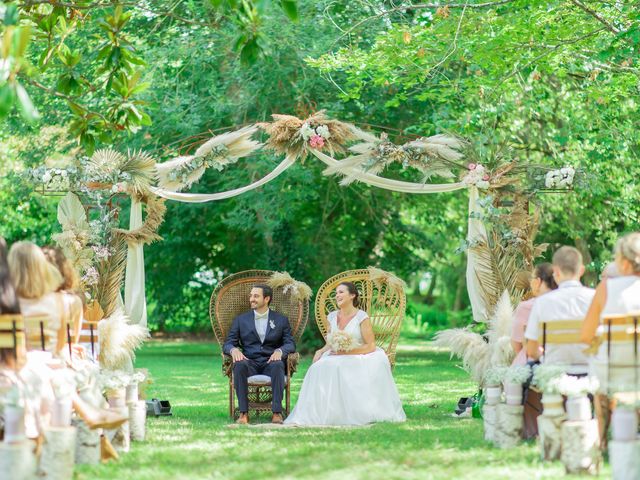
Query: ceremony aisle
74 337 611 480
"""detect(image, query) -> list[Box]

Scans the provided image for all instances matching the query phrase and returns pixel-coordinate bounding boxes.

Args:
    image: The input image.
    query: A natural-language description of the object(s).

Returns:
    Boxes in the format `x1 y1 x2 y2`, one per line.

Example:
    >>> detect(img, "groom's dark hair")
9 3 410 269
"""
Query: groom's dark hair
253 283 273 305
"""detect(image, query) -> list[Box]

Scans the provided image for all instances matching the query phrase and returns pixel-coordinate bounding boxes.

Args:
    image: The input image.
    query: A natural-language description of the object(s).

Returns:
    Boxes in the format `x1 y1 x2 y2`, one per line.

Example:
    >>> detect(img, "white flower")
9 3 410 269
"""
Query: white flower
316 124 331 139
476 180 490 189
42 172 52 183
300 123 315 141
111 185 119 194
327 330 359 352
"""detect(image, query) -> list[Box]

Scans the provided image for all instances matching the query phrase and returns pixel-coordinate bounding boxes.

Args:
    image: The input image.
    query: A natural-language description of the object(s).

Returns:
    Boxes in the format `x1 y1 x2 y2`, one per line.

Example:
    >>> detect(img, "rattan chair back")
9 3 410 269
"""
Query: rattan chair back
315 269 406 369
209 270 309 347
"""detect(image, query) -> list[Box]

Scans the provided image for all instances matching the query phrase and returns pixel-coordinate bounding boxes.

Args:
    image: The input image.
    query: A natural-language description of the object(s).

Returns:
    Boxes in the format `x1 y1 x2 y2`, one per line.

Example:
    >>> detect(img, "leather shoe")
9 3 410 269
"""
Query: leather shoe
236 413 249 425
271 413 283 424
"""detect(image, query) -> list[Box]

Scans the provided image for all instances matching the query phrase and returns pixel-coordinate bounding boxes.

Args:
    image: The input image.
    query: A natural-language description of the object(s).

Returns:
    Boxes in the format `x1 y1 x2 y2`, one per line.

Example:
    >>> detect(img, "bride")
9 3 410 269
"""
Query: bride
284 281 406 426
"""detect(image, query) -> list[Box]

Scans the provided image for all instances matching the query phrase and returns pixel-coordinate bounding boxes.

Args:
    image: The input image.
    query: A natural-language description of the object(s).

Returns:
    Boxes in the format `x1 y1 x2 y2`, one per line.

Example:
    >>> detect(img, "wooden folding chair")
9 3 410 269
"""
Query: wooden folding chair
0 314 26 361
538 319 585 365
77 320 100 360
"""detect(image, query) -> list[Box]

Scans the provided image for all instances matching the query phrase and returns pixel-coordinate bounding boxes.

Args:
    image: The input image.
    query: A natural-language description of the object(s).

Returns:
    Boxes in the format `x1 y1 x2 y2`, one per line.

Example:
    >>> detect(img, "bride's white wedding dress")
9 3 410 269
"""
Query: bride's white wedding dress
284 309 406 426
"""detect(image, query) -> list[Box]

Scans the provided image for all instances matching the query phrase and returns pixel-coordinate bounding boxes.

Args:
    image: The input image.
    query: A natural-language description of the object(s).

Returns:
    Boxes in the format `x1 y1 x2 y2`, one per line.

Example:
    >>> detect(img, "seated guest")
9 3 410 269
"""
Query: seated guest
511 263 557 366
525 246 595 373
582 232 640 393
42 246 85 358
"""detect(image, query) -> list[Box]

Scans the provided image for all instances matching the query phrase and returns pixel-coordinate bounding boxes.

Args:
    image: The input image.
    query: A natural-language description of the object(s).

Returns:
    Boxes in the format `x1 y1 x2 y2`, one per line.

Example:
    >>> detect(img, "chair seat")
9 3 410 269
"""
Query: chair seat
247 374 288 386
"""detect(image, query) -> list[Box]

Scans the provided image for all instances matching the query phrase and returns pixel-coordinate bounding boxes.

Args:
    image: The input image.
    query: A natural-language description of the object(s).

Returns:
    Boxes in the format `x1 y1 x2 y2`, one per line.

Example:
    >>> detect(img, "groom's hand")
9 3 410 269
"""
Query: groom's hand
230 348 247 363
268 349 283 363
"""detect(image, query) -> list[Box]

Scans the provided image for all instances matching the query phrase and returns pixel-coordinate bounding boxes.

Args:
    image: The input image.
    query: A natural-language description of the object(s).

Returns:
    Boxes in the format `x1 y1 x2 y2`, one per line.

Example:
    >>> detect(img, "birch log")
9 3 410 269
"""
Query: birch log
39 426 77 480
537 414 565 461
129 400 146 441
72 418 100 465
495 404 523 448
105 406 130 453
560 420 601 475
0 441 37 480
482 404 498 443
609 440 640 480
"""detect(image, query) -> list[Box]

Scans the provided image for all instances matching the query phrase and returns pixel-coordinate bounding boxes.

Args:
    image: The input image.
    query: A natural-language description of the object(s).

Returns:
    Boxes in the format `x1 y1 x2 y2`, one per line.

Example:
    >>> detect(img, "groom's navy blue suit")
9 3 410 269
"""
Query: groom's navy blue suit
223 310 295 413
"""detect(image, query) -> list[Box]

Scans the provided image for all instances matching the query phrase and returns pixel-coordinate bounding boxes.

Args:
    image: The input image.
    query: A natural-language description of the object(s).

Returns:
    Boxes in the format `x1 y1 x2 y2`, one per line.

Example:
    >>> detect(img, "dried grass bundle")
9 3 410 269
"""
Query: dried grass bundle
112 194 166 246
259 111 356 160
120 150 157 197
98 309 149 371
267 271 312 302
367 266 407 291
433 328 490 384
157 126 262 192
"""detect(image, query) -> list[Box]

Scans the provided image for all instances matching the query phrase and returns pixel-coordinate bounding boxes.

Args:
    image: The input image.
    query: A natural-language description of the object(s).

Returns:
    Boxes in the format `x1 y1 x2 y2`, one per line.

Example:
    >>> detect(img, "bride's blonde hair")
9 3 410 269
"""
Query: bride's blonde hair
8 241 63 299
616 233 640 274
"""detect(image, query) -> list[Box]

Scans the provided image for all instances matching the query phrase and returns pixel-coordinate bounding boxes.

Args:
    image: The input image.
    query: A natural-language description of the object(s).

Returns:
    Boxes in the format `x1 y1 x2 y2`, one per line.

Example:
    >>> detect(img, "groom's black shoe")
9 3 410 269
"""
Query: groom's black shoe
236 413 249 425
271 413 283 424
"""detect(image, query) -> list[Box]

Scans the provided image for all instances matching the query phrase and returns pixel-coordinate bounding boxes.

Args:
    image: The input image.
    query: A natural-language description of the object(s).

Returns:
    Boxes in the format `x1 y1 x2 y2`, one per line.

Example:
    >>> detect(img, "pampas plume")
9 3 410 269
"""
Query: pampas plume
434 328 490 384
98 309 149 371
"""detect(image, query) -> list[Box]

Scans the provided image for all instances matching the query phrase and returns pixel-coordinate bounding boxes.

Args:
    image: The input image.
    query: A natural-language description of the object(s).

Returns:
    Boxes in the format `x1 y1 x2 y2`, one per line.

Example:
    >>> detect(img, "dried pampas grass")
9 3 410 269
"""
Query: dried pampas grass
433 328 490 384
367 266 407 291
98 309 149 371
259 111 356 160
267 272 312 302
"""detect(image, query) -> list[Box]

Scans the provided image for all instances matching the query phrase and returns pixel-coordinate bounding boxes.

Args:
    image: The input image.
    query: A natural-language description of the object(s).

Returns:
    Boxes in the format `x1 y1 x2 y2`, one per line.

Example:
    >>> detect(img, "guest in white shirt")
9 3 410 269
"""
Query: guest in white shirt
525 246 595 373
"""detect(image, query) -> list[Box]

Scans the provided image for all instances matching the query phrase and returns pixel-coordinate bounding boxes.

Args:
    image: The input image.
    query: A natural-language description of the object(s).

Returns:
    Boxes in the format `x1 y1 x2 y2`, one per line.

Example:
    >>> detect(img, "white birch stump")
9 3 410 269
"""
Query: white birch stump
560 420 601 475
609 440 640 480
128 400 146 441
482 404 498 443
72 418 100 465
537 414 565 461
39 426 77 480
0 441 37 480
495 404 523 448
105 406 129 453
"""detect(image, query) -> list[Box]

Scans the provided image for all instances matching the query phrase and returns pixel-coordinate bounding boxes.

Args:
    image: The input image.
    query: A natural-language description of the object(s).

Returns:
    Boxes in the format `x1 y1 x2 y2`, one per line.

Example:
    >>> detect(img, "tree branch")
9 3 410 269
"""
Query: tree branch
331 0 515 46
569 0 621 34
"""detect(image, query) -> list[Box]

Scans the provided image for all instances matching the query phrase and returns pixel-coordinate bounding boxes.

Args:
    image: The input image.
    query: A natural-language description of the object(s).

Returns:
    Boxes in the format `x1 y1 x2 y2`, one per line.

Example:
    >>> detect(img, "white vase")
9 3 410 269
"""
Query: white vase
503 382 523 406
542 393 564 417
485 386 502 405
126 383 139 404
3 406 25 443
51 398 72 427
566 395 591 421
612 408 638 442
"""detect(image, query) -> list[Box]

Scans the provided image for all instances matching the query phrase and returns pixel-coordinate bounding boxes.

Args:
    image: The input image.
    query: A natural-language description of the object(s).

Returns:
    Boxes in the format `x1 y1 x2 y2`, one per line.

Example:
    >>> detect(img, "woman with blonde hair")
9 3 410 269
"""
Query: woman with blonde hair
582 232 640 445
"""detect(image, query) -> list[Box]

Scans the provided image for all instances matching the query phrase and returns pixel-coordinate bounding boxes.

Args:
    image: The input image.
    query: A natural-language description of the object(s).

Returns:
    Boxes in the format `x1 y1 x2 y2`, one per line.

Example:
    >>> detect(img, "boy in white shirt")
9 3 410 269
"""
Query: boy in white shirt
525 246 595 374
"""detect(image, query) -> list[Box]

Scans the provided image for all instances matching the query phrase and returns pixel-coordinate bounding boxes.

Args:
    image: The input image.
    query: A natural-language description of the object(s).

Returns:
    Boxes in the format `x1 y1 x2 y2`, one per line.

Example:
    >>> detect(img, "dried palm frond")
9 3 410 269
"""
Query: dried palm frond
86 149 125 177
121 150 157 197
267 272 313 302
434 328 490 384
487 290 513 343
259 111 356 160
194 125 262 160
95 234 128 318
57 192 89 231
98 309 149 370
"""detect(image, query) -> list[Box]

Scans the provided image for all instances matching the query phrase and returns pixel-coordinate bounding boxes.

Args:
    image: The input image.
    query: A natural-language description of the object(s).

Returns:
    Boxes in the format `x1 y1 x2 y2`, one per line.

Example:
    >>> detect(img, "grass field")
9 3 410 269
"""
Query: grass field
75 337 610 480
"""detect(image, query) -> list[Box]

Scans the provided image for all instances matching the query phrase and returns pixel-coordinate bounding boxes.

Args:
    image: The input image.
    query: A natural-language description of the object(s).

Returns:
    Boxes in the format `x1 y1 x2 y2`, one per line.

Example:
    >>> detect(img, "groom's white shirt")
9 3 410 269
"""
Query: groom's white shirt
254 309 269 343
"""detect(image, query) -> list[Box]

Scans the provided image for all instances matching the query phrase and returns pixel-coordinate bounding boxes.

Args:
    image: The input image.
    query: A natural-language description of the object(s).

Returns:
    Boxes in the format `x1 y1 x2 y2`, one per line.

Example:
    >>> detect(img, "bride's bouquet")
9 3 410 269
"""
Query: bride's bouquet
327 330 359 353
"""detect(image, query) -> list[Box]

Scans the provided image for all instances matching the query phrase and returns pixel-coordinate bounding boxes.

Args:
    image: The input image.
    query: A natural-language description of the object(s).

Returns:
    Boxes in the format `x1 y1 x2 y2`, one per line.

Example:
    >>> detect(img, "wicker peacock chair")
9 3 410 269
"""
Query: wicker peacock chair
315 268 406 369
209 270 309 419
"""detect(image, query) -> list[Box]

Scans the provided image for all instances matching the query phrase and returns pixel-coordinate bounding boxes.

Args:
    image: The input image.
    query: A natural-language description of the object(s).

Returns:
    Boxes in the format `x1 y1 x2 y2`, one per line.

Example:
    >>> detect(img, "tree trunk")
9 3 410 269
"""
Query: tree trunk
537 413 564 461
0 442 37 480
73 418 100 465
39 426 77 480
609 440 640 480
496 404 524 448
129 400 147 441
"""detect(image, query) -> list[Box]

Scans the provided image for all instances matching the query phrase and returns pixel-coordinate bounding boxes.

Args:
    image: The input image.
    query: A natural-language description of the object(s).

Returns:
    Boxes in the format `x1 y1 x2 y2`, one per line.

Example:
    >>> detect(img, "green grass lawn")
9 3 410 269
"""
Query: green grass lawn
75 337 611 480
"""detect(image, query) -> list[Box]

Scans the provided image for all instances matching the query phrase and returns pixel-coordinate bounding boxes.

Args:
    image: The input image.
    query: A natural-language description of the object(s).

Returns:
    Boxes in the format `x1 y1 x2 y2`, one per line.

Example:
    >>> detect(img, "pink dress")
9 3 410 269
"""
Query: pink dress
511 298 535 365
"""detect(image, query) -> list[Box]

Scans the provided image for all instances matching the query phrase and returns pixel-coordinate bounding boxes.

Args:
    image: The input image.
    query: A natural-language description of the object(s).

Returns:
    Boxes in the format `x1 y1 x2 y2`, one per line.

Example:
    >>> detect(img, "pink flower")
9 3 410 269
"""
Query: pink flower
309 134 325 149
483 174 490 181
468 163 477 170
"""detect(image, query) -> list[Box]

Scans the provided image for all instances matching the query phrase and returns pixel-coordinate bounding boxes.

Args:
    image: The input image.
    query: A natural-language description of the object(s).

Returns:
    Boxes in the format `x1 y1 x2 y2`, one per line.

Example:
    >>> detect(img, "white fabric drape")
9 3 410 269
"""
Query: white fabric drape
465 187 488 322
124 198 147 326
149 155 296 203
311 150 466 193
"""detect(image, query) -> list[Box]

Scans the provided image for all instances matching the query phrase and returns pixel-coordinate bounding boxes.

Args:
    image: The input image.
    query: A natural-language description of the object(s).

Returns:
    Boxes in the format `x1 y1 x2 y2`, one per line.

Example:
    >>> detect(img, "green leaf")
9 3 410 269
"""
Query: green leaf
14 26 31 58
280 0 298 22
0 83 16 118
15 83 40 123
4 4 20 26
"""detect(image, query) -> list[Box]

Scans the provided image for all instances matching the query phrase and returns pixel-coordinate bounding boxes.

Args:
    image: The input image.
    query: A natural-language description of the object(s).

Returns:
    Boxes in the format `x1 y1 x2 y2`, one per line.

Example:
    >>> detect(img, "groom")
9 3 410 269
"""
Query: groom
223 284 295 424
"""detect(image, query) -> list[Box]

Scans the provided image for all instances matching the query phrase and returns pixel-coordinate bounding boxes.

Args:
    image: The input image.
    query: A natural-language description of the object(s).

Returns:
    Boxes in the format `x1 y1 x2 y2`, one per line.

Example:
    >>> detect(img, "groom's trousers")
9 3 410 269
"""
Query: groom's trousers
233 358 286 413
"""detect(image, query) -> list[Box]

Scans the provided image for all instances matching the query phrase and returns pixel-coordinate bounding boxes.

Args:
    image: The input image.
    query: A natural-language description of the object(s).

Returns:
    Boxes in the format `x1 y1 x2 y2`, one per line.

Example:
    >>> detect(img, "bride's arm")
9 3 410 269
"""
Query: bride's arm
313 343 331 363
336 318 376 355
